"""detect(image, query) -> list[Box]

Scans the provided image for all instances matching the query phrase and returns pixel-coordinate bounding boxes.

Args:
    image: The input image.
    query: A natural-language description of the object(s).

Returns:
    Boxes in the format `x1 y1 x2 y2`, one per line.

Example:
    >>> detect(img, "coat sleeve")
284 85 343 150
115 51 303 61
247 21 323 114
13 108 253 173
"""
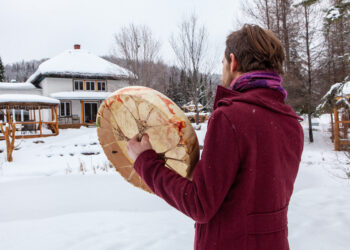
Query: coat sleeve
133 109 240 223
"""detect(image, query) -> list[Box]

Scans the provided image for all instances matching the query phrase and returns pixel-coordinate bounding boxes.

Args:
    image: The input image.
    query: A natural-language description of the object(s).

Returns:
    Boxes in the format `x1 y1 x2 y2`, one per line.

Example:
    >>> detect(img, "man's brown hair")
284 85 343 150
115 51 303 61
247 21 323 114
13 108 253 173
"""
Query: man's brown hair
225 24 285 74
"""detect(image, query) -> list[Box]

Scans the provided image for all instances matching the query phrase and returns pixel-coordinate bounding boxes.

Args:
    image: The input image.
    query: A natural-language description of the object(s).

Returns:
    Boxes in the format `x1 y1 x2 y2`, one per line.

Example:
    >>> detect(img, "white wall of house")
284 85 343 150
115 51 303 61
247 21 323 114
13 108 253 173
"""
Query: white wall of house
107 79 129 93
41 78 129 96
72 100 82 118
41 78 73 97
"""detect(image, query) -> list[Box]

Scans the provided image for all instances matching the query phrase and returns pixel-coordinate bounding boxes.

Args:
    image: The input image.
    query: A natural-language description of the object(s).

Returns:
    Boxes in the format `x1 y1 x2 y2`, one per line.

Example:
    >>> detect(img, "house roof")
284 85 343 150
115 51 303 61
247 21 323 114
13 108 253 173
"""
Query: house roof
0 82 36 90
0 94 59 105
50 91 111 100
27 48 134 85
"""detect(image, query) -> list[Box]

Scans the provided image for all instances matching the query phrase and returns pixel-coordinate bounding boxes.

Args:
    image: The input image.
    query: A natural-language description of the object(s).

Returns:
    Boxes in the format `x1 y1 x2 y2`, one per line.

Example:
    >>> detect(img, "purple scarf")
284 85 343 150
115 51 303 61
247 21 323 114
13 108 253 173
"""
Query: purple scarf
229 71 287 99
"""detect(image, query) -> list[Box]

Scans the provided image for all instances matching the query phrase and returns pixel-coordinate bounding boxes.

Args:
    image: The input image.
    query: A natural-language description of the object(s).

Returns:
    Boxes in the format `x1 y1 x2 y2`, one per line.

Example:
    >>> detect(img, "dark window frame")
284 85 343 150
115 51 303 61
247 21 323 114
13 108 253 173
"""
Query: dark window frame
60 101 72 117
73 80 84 91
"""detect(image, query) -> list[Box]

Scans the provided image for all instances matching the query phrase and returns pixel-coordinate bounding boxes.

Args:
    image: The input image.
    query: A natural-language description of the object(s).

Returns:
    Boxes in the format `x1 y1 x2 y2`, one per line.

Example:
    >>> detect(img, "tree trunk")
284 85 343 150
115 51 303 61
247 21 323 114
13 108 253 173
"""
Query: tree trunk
304 5 313 143
281 0 290 72
265 0 270 29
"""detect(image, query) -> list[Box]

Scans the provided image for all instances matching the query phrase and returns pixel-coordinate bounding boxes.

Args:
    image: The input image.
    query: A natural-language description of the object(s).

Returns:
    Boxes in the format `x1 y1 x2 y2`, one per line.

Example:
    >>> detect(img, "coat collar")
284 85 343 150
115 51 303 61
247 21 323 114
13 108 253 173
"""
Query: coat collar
213 85 302 121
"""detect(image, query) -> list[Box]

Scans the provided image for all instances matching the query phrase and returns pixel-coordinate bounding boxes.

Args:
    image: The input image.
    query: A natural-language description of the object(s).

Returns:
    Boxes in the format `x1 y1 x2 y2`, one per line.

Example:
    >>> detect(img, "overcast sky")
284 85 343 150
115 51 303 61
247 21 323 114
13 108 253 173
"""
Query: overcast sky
0 0 244 72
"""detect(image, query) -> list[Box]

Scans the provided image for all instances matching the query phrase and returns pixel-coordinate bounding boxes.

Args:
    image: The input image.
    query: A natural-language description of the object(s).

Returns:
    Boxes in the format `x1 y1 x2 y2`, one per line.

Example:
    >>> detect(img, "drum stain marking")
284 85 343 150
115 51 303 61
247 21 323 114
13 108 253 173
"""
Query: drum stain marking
168 117 186 135
156 94 175 115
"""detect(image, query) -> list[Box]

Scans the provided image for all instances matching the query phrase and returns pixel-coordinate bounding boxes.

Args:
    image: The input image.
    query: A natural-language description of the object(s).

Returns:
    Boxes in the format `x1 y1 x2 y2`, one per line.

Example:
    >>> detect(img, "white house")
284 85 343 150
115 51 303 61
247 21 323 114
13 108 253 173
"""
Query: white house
1 44 133 128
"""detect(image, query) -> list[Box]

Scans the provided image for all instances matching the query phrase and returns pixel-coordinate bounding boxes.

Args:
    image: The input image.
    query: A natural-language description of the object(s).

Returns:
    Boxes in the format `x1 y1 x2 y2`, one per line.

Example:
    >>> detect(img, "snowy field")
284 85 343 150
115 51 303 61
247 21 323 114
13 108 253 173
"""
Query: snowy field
0 116 349 250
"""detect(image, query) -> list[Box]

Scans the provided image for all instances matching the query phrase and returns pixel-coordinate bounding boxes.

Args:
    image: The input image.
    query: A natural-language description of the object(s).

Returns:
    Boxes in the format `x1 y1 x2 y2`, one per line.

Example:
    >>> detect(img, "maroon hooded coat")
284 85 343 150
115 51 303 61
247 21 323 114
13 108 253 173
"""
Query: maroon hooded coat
134 85 304 250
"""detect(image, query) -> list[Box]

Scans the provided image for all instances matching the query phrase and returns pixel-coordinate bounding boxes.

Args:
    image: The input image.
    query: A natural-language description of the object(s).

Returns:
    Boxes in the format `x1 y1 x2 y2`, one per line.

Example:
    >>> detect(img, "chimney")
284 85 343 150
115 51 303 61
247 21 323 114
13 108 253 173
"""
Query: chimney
74 44 81 50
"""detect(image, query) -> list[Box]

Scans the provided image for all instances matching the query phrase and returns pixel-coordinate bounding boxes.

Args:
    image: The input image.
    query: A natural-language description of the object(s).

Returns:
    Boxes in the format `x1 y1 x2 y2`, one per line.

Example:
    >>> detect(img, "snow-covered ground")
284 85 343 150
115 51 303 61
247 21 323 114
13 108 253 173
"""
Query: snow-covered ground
0 117 349 250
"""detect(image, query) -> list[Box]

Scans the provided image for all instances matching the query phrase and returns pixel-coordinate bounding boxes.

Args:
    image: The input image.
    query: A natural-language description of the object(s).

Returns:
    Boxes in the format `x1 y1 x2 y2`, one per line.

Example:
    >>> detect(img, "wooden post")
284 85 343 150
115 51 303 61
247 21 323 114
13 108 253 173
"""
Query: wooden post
38 107 42 136
34 109 37 133
54 106 59 135
81 100 84 124
51 107 54 121
341 113 348 139
330 111 334 143
2 108 16 162
6 106 10 123
334 107 340 151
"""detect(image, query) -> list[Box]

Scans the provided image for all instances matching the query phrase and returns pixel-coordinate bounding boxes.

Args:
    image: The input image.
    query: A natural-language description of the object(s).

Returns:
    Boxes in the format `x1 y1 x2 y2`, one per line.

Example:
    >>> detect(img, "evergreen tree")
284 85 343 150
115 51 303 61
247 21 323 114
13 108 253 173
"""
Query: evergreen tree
0 56 4 82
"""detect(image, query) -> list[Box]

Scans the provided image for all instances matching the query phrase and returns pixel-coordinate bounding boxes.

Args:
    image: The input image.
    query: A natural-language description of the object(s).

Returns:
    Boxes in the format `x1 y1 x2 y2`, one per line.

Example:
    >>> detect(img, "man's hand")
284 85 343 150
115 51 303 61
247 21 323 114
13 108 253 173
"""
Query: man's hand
126 133 153 161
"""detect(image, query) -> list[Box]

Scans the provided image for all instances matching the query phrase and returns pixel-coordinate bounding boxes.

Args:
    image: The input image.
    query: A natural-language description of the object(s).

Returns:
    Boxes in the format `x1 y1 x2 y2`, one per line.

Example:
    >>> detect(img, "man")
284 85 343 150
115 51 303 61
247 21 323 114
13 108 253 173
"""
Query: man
127 24 304 250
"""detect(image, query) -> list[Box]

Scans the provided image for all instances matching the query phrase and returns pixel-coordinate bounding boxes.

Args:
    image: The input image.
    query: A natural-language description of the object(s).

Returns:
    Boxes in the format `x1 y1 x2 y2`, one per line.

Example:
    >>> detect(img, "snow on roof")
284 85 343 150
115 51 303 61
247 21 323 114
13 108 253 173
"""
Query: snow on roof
342 81 350 95
50 91 112 100
182 101 203 107
0 82 36 90
27 49 134 84
0 94 59 104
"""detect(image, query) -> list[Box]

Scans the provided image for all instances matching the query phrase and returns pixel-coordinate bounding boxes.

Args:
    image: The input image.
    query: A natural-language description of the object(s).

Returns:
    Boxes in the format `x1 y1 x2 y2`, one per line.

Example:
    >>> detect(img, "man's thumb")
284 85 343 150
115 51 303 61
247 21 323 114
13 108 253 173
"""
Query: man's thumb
141 133 149 143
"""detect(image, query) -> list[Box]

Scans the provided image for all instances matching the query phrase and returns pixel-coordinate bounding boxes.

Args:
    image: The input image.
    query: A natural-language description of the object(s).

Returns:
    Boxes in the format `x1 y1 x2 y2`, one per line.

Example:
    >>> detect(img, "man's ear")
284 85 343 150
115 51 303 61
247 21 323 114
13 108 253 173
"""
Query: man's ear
229 53 238 72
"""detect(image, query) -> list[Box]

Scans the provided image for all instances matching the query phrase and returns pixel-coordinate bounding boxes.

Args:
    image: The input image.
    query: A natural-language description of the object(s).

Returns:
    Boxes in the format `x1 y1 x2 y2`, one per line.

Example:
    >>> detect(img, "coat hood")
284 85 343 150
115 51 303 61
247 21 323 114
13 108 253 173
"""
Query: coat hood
213 85 303 121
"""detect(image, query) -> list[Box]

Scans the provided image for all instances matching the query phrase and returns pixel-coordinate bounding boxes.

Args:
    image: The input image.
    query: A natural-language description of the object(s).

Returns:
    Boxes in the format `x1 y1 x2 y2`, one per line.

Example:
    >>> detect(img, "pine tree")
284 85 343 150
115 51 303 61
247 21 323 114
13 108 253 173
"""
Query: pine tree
0 56 4 82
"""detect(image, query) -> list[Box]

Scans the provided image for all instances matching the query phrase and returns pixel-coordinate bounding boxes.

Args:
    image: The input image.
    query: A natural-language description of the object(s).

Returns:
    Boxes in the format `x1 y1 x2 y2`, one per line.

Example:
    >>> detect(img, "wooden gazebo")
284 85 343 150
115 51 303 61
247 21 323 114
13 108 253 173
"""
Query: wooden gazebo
333 95 350 151
0 94 60 161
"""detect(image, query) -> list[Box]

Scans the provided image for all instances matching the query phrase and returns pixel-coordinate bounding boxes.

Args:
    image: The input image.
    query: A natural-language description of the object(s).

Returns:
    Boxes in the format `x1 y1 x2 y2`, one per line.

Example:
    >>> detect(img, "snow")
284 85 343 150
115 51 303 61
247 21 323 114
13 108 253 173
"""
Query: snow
341 80 350 95
27 49 134 83
0 82 36 90
50 91 112 100
327 8 341 20
0 94 59 104
0 116 350 249
182 101 203 108
185 112 210 116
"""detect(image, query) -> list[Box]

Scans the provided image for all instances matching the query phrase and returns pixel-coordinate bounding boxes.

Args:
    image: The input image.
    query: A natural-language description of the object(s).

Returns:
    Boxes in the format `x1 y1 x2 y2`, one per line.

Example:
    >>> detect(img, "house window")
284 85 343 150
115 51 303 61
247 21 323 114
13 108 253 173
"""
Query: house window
73 79 107 91
60 102 71 117
86 81 95 91
74 80 84 91
97 81 106 91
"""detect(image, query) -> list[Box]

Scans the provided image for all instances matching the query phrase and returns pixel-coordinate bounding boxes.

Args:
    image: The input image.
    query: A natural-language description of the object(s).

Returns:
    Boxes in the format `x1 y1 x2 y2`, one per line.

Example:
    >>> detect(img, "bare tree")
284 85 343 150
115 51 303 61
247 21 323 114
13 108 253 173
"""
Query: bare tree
295 0 321 143
114 24 161 86
170 13 215 124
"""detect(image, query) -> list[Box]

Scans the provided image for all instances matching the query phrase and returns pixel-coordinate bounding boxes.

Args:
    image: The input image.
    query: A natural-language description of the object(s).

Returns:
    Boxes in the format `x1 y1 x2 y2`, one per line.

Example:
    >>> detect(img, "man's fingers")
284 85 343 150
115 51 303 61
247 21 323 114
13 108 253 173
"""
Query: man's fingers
141 133 149 141
131 134 139 141
141 133 151 145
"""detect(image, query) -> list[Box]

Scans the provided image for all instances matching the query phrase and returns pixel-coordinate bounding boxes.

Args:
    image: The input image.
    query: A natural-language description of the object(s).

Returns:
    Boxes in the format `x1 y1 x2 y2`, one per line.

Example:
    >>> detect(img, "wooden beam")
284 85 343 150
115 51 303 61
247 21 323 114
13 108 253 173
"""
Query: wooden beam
339 140 350 145
0 133 58 140
335 120 350 124
334 107 340 151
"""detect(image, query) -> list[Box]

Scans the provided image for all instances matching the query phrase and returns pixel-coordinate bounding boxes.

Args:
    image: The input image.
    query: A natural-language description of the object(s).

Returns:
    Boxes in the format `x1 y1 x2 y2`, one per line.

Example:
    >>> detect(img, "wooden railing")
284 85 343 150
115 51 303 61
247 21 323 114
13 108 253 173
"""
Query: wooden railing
0 121 59 139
